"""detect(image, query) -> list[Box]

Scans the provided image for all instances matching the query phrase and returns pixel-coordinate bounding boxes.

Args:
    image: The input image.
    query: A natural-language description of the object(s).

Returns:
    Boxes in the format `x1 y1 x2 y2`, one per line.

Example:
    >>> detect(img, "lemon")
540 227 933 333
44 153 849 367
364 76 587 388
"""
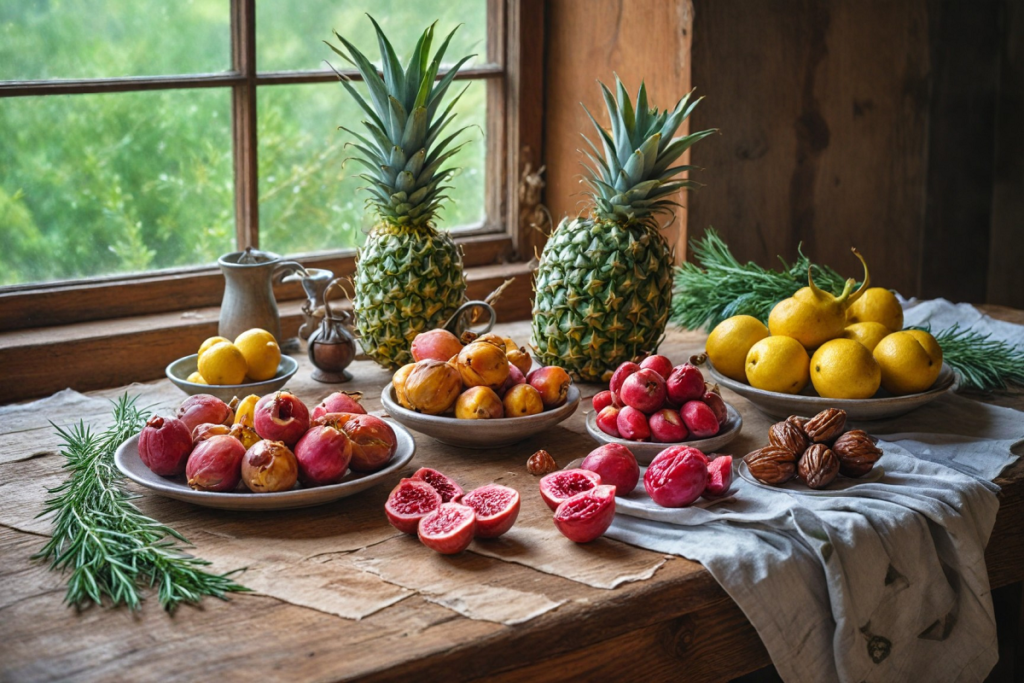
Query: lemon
841 322 891 352
745 336 810 394
873 330 943 395
198 336 231 358
234 328 281 381
846 288 904 332
186 371 208 385
810 339 881 399
706 315 770 381
233 394 261 428
197 341 248 385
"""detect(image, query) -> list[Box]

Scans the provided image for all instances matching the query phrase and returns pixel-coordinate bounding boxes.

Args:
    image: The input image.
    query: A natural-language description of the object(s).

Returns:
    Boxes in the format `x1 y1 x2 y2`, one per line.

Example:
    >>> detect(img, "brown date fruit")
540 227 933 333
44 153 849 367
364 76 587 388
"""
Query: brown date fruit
744 446 797 485
832 430 883 478
804 408 847 444
527 449 558 476
768 421 809 456
799 444 840 489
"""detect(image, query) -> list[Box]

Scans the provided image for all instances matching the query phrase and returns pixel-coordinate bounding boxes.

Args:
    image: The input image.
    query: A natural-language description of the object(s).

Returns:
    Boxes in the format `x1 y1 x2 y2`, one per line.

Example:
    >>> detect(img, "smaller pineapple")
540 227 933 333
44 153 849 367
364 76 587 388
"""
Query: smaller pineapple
532 78 716 381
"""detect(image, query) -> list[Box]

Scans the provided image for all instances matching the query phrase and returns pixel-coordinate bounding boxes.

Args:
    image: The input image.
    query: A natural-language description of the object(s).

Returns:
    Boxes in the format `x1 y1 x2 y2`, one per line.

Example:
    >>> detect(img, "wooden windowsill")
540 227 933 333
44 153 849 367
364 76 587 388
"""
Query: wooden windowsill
0 261 535 405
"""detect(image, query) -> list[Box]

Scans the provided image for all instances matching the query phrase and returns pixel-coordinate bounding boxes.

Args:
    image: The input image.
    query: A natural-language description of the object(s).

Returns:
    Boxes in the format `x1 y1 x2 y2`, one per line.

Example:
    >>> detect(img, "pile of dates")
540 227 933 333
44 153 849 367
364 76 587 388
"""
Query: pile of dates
593 355 729 443
138 390 397 493
391 329 573 419
384 468 520 554
743 408 883 490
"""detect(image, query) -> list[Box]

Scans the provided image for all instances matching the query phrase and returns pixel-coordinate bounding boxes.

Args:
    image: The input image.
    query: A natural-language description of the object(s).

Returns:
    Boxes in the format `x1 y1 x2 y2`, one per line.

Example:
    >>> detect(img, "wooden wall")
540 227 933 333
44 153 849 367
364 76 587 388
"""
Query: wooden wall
542 0 1024 307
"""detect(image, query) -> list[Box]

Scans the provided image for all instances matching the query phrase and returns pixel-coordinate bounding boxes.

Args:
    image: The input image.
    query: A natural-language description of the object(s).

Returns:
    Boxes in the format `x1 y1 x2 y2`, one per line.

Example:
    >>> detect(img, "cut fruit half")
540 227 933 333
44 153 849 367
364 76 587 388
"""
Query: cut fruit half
553 485 617 543
703 455 734 499
384 478 442 534
412 467 464 503
538 468 602 511
417 503 477 554
461 484 520 538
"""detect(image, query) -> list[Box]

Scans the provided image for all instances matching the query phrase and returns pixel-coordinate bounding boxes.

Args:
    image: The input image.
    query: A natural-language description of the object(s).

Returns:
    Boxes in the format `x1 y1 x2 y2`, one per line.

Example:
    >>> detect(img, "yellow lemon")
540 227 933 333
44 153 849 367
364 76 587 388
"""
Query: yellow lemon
745 336 810 394
234 328 281 381
706 315 770 381
810 339 881 399
186 371 208 385
198 336 230 358
197 341 248 385
841 322 891 352
873 330 943 395
846 288 904 332
233 394 261 428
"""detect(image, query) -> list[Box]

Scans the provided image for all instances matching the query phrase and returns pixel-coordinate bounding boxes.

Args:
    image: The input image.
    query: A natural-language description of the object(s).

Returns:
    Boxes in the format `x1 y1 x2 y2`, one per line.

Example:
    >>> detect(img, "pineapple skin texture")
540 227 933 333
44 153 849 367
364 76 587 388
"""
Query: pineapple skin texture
531 217 674 381
353 222 466 369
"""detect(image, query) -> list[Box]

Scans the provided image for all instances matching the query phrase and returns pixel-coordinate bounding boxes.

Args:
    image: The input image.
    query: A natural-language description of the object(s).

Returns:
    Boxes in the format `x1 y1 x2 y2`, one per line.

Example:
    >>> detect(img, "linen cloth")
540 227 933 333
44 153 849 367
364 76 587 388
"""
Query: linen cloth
607 301 1024 682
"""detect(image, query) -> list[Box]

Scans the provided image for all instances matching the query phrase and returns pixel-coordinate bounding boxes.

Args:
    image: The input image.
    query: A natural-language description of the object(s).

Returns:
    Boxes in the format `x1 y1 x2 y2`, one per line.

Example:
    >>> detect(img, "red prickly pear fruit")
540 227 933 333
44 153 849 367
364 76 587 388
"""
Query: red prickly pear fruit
253 392 309 447
609 362 641 397
538 468 602 511
682 400 720 439
498 363 527 397
527 366 572 409
592 390 615 413
139 415 193 476
649 409 689 443
620 369 668 414
666 364 706 405
643 445 709 508
616 405 651 442
185 434 246 492
176 394 233 433
294 424 352 486
385 478 441 534
417 503 477 554
580 443 639 495
412 467 464 503
461 484 520 538
553 485 617 543
596 406 622 437
311 392 366 420
702 391 729 425
411 329 464 363
639 354 673 379
703 455 734 499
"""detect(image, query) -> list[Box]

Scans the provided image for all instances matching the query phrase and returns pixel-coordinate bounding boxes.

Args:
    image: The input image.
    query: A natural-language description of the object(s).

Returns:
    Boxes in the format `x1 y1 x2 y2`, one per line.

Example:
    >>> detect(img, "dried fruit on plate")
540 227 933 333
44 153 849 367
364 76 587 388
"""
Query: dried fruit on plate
744 446 797 485
768 420 809 456
804 408 847 444
798 444 840 489
832 430 883 477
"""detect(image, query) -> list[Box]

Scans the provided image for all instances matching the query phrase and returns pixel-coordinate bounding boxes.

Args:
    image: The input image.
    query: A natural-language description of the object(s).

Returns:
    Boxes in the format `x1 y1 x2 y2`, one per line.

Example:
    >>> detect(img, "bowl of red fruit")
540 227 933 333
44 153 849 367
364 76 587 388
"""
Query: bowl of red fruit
584 355 743 463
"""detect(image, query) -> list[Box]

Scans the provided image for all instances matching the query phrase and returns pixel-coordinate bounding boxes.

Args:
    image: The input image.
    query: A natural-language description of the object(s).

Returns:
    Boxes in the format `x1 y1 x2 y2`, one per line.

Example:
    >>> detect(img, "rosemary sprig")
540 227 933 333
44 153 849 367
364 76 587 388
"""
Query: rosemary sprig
671 228 852 330
35 394 248 612
909 323 1024 392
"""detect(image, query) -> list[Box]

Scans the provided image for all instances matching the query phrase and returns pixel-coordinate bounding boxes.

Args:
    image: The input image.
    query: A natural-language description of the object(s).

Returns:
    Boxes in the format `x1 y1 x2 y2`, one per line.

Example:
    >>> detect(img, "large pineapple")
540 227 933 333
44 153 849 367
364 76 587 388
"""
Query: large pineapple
532 79 716 381
328 18 473 368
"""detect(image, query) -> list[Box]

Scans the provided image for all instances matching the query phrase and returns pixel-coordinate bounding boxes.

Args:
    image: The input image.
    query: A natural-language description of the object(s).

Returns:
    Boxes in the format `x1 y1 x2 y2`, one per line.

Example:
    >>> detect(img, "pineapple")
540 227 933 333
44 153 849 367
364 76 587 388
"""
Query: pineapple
328 18 473 368
532 78 716 381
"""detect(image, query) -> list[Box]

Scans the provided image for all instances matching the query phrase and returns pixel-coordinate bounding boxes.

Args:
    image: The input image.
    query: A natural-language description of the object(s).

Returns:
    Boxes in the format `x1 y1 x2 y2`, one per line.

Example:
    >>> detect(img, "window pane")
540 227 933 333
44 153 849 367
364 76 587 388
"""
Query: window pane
0 90 233 286
0 1 230 80
258 79 487 256
257 1 488 72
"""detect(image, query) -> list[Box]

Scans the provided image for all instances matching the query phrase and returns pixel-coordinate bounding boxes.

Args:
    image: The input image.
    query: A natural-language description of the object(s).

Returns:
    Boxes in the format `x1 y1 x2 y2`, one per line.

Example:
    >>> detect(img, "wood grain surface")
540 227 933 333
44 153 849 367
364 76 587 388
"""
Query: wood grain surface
2 317 1022 682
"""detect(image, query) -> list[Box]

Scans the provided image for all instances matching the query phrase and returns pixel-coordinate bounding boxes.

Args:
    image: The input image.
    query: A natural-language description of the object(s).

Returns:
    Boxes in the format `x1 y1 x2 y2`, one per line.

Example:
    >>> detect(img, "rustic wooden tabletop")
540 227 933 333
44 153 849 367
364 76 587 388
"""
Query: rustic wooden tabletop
2 316 1022 682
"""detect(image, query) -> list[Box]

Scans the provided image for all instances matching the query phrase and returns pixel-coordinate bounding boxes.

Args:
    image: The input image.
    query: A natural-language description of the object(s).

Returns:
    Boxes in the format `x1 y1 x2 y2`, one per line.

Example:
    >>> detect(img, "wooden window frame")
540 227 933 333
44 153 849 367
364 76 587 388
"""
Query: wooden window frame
0 0 544 332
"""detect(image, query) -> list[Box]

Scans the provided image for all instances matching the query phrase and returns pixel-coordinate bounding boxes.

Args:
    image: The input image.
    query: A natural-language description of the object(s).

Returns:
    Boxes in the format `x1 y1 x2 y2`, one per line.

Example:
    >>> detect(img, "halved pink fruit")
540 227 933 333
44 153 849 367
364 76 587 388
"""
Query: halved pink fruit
412 467 464 503
703 455 734 499
538 468 602 511
417 503 477 554
461 484 520 538
384 478 441 534
553 485 617 543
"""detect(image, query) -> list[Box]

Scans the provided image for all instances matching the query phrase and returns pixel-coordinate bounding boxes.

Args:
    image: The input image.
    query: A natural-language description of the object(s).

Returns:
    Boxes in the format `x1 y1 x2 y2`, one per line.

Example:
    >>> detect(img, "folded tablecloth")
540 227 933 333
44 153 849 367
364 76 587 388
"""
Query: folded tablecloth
607 301 1024 682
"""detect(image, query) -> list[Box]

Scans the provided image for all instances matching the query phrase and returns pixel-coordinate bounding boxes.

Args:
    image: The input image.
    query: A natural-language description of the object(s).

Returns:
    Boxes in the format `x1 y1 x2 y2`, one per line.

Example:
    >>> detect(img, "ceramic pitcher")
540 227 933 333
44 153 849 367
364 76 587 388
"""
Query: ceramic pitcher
217 248 306 343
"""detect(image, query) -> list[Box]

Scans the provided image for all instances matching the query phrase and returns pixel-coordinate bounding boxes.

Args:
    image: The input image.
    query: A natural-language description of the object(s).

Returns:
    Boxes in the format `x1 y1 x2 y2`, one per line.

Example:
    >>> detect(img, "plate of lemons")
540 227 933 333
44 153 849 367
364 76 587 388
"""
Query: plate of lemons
167 329 298 402
699 258 957 420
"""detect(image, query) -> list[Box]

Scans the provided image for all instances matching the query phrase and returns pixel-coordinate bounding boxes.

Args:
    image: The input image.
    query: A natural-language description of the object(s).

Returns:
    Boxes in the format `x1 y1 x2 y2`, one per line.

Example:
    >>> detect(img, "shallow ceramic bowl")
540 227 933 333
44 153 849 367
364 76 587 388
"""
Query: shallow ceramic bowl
380 383 580 449
166 353 299 402
114 418 415 511
584 402 743 464
705 361 957 421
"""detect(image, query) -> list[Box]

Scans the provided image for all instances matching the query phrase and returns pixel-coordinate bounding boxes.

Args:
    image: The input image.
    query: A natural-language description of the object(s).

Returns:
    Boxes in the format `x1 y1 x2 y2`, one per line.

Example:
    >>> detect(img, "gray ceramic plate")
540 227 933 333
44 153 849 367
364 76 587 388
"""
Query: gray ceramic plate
380 383 580 449
736 459 884 495
166 353 299 403
705 362 957 421
114 419 415 511
584 403 743 463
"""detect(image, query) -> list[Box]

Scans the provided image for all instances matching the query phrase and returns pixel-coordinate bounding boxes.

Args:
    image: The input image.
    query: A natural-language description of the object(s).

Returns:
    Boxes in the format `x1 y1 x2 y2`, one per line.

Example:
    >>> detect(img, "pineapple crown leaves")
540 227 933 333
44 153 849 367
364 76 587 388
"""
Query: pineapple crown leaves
326 16 476 229
579 76 717 226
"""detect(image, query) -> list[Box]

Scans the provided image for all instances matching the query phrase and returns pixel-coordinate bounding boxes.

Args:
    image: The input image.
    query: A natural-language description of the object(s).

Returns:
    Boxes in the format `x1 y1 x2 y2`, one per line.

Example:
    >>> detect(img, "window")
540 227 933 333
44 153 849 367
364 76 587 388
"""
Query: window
0 0 541 330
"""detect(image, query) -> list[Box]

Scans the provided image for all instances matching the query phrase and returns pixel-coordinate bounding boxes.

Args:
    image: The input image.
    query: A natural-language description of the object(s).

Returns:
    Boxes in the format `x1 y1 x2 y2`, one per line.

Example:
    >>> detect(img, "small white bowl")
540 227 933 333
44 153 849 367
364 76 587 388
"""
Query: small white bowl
584 402 744 463
380 383 580 449
166 353 299 403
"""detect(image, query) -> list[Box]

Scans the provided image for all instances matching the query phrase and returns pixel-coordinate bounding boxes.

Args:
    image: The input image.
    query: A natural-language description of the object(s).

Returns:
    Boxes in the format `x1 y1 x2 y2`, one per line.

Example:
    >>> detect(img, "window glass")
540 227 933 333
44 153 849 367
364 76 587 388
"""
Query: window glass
258 79 487 256
256 1 488 72
0 1 230 80
0 90 233 285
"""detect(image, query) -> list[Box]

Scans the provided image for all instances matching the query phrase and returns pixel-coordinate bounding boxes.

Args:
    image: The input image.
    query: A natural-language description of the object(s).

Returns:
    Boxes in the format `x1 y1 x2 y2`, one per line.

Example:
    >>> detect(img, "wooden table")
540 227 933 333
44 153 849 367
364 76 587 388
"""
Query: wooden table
2 318 1022 682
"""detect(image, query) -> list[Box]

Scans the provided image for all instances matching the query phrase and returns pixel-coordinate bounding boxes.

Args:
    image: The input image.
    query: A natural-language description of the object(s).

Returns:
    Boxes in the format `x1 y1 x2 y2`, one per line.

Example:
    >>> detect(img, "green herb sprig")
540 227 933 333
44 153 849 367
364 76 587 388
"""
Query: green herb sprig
910 323 1024 392
35 394 248 612
671 228 851 330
